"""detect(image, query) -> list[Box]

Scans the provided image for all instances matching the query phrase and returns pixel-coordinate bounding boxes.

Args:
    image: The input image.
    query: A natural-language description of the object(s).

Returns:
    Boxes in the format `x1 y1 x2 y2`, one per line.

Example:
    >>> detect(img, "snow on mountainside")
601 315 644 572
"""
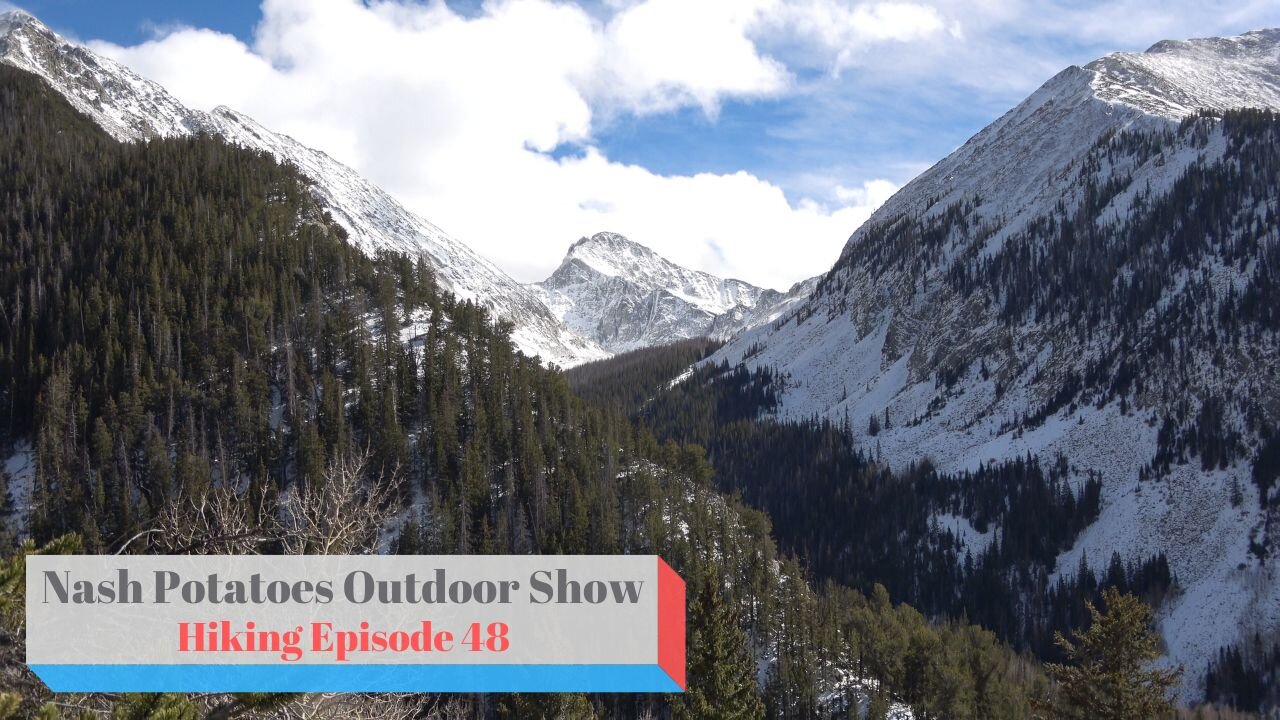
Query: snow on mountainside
710 28 1280 693
532 232 814 354
0 10 605 367
0 10 208 141
1090 29 1280 117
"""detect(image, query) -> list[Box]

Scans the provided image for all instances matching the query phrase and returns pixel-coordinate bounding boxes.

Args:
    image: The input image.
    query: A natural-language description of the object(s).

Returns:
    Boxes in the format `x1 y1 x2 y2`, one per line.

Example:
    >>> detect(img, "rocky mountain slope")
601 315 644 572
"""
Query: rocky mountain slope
0 9 606 367
532 232 814 354
709 28 1280 691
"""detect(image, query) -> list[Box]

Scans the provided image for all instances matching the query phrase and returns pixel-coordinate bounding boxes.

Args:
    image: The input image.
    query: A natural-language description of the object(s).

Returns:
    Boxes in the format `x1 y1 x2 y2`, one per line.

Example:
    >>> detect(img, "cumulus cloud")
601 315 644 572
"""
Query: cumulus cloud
90 0 928 289
87 0 1279 288
589 0 790 116
759 1 956 71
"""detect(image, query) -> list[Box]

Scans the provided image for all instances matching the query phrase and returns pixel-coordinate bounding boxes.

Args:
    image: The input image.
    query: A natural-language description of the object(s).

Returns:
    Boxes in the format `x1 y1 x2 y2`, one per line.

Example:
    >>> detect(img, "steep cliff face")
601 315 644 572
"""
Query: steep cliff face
0 10 607 367
533 232 814 354
710 29 1280 689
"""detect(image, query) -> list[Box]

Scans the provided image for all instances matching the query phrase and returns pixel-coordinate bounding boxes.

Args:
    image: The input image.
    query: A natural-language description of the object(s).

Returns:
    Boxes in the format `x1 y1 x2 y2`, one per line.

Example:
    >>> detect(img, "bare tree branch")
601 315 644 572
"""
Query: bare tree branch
280 447 395 556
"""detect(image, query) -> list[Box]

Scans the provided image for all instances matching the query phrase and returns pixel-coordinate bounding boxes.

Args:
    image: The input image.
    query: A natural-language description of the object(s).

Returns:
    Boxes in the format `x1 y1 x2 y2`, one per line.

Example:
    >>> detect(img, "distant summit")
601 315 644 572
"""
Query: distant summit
532 232 815 354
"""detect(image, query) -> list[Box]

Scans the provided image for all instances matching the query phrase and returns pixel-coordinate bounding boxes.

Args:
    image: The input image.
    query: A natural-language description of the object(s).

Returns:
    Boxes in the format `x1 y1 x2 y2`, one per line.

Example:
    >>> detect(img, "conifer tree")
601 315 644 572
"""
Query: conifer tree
1043 587 1182 719
672 568 765 720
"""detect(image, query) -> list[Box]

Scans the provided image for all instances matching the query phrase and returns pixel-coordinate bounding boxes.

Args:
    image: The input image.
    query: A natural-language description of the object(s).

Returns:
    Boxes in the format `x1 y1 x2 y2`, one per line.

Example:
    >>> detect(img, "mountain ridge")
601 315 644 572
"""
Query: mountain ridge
710 27 1280 694
0 10 608 367
1088 28 1280 118
0 11 826 366
532 231 814 354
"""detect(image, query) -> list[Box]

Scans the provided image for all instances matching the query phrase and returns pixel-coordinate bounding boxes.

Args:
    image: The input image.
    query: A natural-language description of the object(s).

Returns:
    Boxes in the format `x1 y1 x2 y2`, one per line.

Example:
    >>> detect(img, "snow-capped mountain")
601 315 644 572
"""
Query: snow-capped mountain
531 232 814 354
710 28 1280 690
0 9 605 367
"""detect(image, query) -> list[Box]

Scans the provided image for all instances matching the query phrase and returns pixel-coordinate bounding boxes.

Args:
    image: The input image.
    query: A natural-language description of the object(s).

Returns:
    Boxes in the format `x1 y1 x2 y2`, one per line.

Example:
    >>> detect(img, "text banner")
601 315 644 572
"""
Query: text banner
26 554 685 692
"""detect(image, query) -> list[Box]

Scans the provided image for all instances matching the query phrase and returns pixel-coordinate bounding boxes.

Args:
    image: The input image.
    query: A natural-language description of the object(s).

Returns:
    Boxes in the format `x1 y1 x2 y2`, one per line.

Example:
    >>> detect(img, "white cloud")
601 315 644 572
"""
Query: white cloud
90 0 920 290
590 0 790 116
87 0 1278 289
834 179 900 206
434 148 897 286
759 1 955 70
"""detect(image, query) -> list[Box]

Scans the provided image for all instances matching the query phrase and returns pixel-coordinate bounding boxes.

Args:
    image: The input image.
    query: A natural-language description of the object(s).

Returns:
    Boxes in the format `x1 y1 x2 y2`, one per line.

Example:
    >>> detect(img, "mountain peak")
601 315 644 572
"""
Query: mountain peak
1086 27 1280 118
0 9 75 59
534 232 812 354
1 10 212 142
1 9 62 56
570 231 632 249
1144 27 1280 56
0 8 42 31
563 232 662 277
712 27 1280 688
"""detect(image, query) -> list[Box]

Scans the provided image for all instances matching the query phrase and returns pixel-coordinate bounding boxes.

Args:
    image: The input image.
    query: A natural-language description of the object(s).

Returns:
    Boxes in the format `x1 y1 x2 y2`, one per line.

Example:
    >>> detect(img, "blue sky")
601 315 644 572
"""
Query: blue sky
16 1 260 46
16 0 1280 288
21 0 997 192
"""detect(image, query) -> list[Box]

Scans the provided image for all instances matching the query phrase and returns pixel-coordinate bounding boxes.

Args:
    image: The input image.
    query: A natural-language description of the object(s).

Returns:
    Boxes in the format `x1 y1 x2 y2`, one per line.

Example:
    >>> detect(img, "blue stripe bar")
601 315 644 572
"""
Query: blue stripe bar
29 664 682 693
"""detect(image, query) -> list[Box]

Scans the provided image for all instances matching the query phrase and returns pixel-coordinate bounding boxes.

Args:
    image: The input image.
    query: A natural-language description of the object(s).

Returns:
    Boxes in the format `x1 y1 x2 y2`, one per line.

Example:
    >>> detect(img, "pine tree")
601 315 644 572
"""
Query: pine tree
107 693 199 720
142 428 172 512
1043 587 1182 719
498 693 597 719
296 421 326 489
672 569 765 720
